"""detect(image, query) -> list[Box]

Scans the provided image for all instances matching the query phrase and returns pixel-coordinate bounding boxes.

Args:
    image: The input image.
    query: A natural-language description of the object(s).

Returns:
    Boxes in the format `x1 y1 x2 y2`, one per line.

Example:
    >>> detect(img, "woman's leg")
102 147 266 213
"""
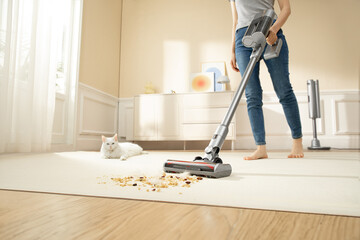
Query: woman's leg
264 29 304 158
235 28 268 160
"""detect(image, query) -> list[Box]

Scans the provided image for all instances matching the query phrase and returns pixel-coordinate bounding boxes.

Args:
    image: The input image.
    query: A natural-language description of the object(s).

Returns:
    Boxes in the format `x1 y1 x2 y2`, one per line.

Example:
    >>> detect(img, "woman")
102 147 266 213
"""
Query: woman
229 0 304 159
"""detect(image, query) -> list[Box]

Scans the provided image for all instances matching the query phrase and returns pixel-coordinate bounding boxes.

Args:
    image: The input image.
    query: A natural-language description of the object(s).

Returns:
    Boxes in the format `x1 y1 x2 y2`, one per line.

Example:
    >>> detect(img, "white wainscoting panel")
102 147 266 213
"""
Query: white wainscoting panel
333 100 360 135
52 94 66 143
52 90 77 152
76 83 118 150
118 98 134 141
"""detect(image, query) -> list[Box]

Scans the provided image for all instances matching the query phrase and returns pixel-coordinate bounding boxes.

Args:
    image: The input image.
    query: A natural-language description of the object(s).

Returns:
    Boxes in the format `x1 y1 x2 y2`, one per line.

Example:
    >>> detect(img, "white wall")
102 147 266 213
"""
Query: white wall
120 0 360 98
79 0 122 98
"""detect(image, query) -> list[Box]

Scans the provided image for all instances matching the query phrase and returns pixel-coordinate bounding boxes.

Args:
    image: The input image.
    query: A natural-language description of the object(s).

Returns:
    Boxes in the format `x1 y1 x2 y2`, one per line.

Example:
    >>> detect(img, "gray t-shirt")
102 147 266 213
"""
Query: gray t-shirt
230 0 275 29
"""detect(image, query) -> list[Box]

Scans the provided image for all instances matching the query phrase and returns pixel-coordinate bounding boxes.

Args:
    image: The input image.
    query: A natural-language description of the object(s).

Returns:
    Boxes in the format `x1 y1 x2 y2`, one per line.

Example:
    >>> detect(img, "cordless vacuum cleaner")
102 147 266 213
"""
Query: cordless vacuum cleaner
307 79 330 150
164 9 283 178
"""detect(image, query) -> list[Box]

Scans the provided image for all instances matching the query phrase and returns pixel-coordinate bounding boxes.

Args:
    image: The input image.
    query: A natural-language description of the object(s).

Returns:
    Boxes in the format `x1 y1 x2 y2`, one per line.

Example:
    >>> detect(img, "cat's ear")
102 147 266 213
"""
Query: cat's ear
114 134 118 141
102 135 106 142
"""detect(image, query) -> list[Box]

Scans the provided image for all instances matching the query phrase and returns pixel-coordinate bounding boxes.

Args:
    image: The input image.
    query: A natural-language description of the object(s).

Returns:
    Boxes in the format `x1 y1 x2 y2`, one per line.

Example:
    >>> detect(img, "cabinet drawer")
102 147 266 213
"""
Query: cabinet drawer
183 108 235 124
182 92 233 108
182 123 235 140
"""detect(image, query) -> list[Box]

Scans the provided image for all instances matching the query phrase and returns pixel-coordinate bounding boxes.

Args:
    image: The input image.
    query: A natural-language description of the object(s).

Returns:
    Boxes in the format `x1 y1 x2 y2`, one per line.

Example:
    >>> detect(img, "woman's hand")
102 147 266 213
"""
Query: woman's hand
266 27 278 46
231 52 239 72
266 0 291 46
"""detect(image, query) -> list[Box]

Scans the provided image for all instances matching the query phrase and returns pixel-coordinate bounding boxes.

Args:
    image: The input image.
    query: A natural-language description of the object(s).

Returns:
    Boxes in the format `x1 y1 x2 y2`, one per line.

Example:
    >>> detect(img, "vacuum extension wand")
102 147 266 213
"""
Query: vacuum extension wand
164 9 283 178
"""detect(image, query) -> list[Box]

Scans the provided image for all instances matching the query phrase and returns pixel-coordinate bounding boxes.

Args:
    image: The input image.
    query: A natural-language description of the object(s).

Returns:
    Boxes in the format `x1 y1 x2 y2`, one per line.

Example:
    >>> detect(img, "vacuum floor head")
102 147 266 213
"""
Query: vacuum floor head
164 159 232 178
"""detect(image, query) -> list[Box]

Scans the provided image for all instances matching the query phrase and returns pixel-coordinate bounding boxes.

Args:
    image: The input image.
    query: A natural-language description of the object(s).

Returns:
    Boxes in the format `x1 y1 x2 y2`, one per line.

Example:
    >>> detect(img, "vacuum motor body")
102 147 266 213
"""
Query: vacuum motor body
242 10 275 48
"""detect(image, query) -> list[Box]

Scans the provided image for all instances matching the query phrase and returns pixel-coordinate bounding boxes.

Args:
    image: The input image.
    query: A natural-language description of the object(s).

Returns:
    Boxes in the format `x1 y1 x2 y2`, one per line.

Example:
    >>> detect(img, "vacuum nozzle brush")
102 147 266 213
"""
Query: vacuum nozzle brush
163 159 232 178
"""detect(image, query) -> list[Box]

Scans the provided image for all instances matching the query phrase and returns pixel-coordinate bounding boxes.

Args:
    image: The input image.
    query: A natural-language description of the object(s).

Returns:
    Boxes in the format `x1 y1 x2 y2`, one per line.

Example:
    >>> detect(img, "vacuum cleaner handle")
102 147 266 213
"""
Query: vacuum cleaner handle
263 38 283 60
243 10 283 60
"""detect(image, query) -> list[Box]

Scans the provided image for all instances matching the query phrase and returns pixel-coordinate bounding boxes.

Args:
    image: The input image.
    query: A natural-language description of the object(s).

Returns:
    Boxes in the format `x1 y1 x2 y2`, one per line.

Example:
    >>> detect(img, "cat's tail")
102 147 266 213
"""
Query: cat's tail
142 151 149 154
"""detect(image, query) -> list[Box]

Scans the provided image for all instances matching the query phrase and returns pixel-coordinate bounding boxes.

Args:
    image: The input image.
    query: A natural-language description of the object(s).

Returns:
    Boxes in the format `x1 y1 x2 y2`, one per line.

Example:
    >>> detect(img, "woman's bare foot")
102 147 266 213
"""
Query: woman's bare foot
244 145 268 160
288 138 304 158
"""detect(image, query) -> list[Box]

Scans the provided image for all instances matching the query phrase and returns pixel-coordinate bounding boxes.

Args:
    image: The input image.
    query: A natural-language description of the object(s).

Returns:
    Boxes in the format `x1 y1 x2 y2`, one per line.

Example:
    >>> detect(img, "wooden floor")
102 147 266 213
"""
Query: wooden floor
0 190 359 240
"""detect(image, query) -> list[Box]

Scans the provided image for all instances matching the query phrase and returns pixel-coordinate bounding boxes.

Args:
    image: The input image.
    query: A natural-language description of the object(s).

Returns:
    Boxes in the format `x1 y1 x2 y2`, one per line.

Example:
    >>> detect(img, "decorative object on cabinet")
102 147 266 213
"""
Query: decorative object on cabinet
144 81 156 94
189 72 214 92
216 75 230 91
201 61 226 92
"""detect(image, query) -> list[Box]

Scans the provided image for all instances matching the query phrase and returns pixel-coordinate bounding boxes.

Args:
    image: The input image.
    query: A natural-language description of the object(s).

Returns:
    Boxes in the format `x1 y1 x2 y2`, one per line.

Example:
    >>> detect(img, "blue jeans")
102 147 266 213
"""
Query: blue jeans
235 27 302 145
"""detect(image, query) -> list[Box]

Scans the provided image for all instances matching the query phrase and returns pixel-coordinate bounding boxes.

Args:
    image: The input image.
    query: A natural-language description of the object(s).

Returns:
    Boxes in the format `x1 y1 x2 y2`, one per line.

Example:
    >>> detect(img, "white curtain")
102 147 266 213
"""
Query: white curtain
0 0 63 152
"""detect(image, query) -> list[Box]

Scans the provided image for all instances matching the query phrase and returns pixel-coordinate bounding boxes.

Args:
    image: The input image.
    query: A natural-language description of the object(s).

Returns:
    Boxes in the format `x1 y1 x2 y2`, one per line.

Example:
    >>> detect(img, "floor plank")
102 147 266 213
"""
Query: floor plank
0 190 359 240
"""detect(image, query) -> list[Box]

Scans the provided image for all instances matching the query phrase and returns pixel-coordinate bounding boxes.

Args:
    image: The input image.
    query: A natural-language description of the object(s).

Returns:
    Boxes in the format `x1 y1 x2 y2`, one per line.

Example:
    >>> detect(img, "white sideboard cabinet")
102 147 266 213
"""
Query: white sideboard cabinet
133 92 236 141
134 94 180 140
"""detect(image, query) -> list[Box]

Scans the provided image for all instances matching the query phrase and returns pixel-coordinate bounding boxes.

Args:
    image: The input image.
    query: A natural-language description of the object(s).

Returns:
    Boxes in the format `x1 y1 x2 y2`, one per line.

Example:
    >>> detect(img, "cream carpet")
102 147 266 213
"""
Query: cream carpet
0 151 359 216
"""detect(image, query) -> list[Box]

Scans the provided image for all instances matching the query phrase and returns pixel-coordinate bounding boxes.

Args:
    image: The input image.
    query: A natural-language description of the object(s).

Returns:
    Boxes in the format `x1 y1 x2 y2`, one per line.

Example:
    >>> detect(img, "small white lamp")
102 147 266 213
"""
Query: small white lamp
217 75 230 91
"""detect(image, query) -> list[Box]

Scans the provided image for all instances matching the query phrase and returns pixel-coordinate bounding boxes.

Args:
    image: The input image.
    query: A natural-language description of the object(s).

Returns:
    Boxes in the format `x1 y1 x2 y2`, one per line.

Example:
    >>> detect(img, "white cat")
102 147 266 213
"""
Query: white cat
101 134 145 160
